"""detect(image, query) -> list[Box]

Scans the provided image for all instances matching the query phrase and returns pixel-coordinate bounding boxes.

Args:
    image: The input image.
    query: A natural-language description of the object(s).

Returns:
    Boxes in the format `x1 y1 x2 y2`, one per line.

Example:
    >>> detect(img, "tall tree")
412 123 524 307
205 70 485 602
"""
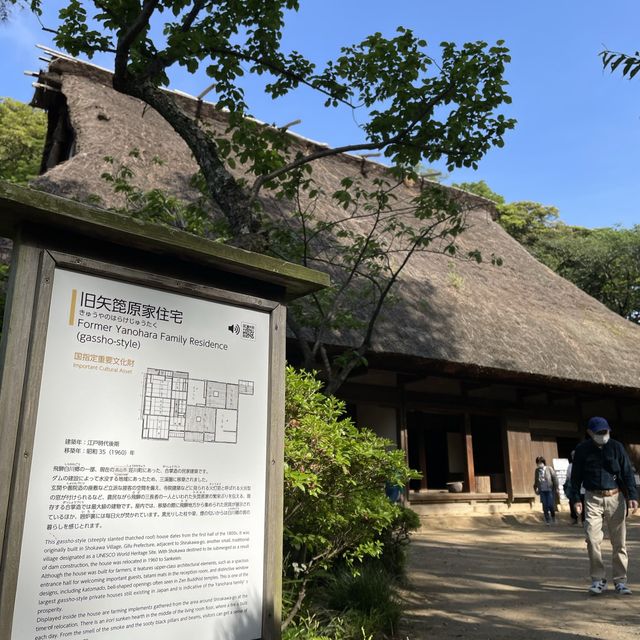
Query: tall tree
453 180 558 244
534 224 640 324
494 200 559 245
454 181 640 324
0 98 47 184
18 0 516 391
452 179 504 205
102 151 478 394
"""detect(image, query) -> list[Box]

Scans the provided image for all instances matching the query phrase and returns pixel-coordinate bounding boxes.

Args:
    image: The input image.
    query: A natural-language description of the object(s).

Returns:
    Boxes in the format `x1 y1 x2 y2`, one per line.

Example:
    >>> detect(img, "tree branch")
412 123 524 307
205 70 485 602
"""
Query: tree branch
178 0 205 33
115 0 159 76
250 82 457 200
147 0 207 75
313 207 385 350
207 44 356 109
282 579 308 630
319 344 333 380
111 78 258 238
251 141 384 199
287 314 317 372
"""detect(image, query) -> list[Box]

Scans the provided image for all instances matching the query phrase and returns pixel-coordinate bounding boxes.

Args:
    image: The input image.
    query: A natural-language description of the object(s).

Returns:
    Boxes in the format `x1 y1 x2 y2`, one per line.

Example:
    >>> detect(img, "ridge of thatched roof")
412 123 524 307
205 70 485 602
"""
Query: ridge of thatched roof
28 55 640 395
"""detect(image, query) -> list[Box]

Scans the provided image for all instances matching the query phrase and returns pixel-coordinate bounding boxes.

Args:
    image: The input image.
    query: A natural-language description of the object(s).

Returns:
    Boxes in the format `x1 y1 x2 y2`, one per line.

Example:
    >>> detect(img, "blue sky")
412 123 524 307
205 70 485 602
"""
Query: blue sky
2 0 640 229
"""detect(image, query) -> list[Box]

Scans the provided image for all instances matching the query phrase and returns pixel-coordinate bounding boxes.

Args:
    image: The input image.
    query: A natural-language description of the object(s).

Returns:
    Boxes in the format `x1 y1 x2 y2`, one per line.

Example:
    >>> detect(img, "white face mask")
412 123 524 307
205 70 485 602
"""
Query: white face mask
593 433 610 446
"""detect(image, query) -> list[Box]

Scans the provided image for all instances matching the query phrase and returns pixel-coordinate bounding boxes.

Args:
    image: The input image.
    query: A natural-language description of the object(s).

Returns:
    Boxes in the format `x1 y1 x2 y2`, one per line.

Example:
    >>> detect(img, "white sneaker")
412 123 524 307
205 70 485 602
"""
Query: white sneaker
615 583 632 595
589 579 607 595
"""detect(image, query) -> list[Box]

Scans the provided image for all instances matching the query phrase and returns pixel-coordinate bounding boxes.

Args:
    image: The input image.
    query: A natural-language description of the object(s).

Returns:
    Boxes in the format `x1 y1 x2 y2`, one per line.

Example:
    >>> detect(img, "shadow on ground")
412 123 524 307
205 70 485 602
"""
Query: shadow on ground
396 514 640 640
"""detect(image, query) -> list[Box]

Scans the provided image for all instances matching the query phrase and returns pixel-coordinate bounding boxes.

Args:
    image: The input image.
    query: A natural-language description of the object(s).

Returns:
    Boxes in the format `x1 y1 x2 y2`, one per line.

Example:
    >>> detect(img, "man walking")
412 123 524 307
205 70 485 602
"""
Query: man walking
569 416 639 595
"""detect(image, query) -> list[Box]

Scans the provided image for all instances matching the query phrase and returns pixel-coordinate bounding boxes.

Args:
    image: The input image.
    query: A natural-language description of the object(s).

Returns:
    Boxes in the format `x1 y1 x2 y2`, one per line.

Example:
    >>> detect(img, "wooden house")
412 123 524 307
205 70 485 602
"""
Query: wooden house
26 52 640 515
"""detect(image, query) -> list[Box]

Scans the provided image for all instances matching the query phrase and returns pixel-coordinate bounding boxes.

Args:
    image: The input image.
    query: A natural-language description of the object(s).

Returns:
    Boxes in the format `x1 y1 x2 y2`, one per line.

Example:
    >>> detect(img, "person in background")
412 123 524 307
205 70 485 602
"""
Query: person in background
533 456 559 525
569 416 639 596
564 450 584 525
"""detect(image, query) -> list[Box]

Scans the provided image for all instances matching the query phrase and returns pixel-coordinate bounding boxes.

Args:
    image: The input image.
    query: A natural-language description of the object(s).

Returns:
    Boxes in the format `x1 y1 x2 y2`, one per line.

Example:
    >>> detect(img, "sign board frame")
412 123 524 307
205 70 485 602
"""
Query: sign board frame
0 232 295 640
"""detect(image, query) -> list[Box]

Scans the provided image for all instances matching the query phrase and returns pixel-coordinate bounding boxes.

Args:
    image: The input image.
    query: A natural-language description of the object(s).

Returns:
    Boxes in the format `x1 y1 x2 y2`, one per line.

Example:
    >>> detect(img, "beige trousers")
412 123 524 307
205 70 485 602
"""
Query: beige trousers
584 490 628 583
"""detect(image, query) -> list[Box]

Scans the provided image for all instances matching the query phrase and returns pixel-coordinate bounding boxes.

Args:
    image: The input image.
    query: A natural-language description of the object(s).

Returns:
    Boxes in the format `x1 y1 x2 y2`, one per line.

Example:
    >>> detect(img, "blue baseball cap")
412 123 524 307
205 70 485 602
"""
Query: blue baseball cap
587 416 611 432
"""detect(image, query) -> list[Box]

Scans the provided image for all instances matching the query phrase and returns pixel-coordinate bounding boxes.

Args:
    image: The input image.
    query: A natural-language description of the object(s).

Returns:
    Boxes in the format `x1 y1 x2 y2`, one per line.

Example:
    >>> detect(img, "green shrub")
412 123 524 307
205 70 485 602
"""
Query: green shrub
283 367 419 627
378 505 421 580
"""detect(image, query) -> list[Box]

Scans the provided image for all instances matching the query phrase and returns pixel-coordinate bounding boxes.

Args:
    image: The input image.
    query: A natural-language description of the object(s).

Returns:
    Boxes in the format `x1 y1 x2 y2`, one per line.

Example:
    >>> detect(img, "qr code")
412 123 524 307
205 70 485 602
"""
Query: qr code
242 323 255 340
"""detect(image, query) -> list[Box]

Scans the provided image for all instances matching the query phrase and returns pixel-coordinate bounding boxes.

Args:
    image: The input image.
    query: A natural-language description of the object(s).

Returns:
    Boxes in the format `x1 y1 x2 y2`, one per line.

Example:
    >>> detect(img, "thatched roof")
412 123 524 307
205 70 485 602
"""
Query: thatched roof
29 55 640 395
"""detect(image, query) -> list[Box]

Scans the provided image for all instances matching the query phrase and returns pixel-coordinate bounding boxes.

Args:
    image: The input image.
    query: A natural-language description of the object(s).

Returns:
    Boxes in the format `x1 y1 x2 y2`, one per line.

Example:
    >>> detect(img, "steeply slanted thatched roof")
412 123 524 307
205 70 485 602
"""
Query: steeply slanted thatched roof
30 55 640 395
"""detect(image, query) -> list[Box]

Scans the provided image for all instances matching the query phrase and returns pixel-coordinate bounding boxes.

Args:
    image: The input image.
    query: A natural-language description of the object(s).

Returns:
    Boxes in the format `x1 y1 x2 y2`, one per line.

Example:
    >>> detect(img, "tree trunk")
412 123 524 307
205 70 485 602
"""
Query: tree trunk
113 74 262 246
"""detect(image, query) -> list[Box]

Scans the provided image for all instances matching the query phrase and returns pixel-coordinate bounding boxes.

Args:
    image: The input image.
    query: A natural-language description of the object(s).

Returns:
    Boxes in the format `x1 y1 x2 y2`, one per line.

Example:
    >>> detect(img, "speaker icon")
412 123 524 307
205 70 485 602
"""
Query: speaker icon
228 323 240 335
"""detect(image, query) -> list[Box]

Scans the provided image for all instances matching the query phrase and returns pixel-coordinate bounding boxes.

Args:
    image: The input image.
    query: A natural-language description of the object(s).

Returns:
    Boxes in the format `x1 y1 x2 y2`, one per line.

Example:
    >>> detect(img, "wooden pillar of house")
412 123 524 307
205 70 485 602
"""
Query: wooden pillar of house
397 381 408 453
397 384 409 500
418 428 428 490
463 413 475 493
398 410 408 457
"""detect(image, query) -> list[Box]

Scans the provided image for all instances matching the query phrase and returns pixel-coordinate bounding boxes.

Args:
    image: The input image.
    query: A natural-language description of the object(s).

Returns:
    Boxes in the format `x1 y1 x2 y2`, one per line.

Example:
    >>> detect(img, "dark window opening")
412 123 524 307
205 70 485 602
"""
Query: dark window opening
407 412 464 491
557 436 582 460
471 415 506 493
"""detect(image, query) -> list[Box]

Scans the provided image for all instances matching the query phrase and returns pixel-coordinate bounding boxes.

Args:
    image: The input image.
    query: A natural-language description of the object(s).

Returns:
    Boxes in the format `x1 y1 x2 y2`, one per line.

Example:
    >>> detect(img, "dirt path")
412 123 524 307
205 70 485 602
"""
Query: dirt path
397 513 640 639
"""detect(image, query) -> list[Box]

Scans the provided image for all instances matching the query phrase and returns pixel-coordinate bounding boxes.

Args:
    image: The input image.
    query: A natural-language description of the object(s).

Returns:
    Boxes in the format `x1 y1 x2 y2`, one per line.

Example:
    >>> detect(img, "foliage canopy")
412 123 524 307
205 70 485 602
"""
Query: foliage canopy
19 0 516 235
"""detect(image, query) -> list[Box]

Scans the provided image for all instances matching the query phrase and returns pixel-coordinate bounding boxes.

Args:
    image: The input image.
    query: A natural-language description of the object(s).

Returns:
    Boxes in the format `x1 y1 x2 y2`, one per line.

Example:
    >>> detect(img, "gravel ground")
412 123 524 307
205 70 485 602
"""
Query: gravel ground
397 512 640 640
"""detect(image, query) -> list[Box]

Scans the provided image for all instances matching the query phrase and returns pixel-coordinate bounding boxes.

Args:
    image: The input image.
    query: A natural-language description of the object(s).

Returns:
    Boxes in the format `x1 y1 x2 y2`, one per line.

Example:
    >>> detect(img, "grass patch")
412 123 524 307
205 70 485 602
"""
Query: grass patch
314 563 402 639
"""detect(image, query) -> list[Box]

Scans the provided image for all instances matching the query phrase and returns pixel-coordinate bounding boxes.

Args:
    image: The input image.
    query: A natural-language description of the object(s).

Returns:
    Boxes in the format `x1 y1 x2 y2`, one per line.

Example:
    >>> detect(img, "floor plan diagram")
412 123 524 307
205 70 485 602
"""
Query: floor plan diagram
141 368 254 444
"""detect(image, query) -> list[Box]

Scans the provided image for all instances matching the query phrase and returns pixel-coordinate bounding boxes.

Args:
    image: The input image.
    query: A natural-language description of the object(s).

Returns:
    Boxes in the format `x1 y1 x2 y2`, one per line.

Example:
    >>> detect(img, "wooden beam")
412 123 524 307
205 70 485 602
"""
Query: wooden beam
403 390 579 421
398 373 430 387
461 381 494 394
360 353 640 402
338 381 581 422
397 386 409 501
463 413 475 494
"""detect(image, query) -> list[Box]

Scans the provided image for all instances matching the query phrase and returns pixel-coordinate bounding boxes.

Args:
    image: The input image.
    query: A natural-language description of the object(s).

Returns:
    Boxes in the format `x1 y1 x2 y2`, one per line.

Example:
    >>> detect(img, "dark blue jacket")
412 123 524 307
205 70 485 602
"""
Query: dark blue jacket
569 437 638 502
